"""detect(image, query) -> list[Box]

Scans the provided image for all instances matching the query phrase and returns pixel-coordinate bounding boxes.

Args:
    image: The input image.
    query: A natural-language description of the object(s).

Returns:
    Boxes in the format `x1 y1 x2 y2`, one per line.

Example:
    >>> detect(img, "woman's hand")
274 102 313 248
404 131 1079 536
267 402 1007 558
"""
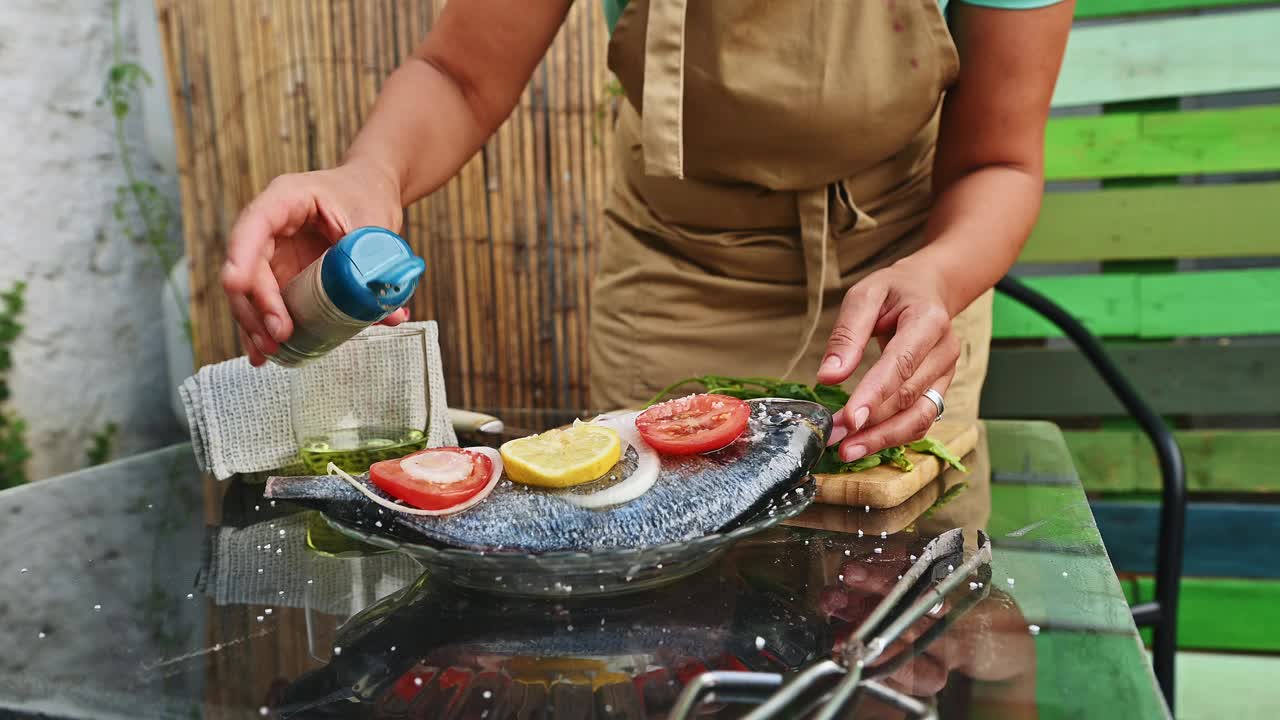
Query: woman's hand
816 260 959 461
220 160 407 366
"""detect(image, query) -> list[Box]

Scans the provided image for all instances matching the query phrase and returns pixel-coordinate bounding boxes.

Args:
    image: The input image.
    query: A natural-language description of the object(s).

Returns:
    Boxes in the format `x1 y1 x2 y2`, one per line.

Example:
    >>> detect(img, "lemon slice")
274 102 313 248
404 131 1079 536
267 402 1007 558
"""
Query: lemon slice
499 424 622 488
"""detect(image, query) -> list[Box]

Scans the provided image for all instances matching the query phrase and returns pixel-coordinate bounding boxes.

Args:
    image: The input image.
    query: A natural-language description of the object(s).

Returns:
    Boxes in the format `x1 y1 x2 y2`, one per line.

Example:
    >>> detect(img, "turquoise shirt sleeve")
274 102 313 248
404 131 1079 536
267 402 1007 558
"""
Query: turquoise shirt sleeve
604 0 625 34
946 0 1064 10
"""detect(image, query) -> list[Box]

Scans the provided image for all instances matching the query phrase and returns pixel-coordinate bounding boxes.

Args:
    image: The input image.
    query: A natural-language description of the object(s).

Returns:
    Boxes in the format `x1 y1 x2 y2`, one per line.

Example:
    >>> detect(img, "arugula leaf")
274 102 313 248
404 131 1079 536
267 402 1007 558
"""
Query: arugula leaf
813 446 912 474
814 450 884 474
647 374 848 412
811 383 851 414
880 446 914 472
907 438 968 473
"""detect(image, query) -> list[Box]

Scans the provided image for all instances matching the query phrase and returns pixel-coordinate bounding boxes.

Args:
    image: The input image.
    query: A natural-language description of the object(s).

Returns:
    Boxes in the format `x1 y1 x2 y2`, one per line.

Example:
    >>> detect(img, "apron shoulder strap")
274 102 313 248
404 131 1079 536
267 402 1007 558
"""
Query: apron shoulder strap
640 0 689 178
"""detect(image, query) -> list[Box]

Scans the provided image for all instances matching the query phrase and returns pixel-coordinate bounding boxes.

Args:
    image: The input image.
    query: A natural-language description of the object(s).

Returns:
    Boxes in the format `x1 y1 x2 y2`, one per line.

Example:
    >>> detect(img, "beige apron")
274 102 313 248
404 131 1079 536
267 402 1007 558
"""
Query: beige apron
589 0 993 422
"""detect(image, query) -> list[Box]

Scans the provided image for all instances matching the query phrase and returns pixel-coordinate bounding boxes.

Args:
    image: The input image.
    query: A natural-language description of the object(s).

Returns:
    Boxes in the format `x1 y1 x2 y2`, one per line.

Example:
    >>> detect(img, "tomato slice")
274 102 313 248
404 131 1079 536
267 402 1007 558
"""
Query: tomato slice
635 394 751 455
369 448 492 511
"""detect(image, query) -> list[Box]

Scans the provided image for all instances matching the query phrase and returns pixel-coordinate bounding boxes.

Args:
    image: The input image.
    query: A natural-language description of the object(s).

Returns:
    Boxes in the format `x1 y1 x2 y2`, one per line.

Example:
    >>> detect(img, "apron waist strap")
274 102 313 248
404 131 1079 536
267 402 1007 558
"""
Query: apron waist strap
782 186 841 378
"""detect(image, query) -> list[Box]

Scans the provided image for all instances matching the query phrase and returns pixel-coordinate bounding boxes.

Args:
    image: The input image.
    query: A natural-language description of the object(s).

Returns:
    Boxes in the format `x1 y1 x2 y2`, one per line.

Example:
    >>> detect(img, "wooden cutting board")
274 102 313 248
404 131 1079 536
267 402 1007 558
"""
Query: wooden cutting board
814 420 979 509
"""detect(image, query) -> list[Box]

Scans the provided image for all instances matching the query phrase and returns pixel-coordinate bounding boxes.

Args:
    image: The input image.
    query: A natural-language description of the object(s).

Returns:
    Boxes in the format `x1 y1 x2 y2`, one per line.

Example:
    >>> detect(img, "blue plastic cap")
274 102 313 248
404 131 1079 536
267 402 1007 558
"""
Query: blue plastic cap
319 227 426 322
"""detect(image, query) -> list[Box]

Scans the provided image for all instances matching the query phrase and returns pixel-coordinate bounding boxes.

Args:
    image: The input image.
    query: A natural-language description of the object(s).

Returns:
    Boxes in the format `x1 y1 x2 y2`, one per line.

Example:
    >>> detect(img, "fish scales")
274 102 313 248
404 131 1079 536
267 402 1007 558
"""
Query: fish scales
266 399 830 552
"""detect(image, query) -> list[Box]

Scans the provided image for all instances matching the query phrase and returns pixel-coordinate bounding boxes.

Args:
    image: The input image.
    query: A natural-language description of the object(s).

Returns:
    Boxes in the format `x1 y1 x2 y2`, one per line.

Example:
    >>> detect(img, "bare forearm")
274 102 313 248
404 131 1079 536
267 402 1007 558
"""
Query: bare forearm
896 165 1042 315
893 1 1071 317
342 58 493 206
341 0 570 207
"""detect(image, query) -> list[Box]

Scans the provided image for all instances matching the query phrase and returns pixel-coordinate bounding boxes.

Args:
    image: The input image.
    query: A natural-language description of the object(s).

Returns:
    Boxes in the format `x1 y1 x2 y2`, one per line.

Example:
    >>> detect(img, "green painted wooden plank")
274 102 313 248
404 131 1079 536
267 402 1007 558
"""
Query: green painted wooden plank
1066 429 1280 493
992 269 1280 339
1076 0 1278 19
993 274 1139 338
1022 183 1280 263
1054 9 1280 107
1045 105 1280 180
1142 270 1280 337
1121 575 1280 653
981 340 1280 417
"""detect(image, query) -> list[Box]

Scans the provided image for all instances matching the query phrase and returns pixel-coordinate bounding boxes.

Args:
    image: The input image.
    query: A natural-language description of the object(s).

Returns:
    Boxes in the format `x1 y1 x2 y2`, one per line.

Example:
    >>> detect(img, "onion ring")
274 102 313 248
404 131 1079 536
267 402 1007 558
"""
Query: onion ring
327 446 504 516
559 412 661 509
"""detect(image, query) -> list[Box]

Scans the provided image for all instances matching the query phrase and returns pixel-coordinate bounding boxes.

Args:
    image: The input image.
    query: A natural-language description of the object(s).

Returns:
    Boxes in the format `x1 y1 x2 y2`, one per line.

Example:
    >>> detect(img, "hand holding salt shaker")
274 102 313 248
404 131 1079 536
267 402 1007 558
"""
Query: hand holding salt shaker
269 227 426 367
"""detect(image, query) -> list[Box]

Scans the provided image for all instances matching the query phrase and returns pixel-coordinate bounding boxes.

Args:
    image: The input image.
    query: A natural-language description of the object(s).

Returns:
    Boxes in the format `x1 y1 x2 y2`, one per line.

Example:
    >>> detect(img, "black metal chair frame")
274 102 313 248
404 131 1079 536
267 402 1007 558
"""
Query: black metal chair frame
996 275 1186 712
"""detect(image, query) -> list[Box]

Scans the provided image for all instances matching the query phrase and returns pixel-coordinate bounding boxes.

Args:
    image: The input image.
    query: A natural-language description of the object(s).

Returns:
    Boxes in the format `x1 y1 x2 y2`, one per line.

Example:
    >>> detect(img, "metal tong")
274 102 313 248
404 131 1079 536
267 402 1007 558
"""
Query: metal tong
670 528 993 720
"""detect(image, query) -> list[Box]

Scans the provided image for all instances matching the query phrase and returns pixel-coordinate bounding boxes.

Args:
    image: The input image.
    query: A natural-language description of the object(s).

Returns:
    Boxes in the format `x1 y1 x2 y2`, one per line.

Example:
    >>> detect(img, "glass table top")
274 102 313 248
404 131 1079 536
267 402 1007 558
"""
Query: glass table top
0 419 1168 719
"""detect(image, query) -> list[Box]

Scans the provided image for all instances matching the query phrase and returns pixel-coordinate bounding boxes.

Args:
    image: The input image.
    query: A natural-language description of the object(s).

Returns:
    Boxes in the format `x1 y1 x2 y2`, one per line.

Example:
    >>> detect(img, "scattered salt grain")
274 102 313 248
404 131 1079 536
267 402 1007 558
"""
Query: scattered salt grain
910 555 917 561
873 548 882 554
483 691 492 699
254 505 260 511
38 632 45 639
857 529 863 537
93 604 101 611
333 646 342 656
265 608 273 615
186 593 194 599
755 636 766 650
259 707 269 717
257 568 264 574
947 564 954 572
880 531 887 538
278 529 286 537
864 505 870 512
375 521 383 528
844 549 851 556
969 582 978 590
838 574 844 582
1028 624 1041 636
1007 578 1016 586
19 568 27 574
256 615 265 623
414 677 424 687
1062 571 1069 577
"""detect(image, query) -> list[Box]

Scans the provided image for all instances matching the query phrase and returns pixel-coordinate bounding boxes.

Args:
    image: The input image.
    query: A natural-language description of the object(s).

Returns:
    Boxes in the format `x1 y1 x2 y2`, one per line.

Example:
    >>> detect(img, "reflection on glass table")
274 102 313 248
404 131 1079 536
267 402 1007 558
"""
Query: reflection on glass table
0 420 1169 719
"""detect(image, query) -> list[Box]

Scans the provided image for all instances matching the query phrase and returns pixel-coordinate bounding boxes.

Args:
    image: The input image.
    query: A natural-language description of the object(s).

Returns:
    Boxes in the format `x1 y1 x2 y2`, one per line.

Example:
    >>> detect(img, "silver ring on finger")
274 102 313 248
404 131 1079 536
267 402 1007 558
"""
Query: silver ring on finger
923 388 945 423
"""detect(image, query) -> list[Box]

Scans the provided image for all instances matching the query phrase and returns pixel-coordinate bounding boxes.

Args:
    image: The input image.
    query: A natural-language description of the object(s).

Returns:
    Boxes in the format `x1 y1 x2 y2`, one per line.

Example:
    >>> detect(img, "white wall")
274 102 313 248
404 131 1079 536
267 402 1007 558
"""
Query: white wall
0 0 184 480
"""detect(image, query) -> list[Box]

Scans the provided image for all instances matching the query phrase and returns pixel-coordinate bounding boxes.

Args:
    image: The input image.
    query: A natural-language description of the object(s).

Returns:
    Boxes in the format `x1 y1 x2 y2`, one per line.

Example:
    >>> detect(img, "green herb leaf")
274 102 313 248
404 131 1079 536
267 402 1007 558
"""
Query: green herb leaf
811 383 850 413
880 446 914 472
907 438 968 473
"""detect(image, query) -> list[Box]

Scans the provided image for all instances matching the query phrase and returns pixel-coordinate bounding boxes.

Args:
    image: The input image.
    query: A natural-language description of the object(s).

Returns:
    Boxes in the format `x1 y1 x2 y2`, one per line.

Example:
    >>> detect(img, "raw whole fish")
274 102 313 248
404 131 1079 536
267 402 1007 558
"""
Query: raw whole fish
265 399 830 552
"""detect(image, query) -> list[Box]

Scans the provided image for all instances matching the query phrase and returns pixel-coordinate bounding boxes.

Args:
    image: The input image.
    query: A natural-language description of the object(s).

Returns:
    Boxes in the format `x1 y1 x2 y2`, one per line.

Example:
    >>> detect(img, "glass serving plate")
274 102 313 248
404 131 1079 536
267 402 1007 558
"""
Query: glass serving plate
322 475 816 598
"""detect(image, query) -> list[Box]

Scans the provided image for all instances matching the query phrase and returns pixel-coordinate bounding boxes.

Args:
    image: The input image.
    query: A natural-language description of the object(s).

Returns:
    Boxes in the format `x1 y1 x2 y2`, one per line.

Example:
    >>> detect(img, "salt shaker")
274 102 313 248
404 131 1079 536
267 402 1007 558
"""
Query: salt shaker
268 226 426 367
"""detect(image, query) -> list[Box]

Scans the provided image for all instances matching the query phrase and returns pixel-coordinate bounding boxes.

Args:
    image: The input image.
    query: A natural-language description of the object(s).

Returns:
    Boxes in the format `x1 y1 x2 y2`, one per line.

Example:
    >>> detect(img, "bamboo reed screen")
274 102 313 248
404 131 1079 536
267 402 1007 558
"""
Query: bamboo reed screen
155 0 617 412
